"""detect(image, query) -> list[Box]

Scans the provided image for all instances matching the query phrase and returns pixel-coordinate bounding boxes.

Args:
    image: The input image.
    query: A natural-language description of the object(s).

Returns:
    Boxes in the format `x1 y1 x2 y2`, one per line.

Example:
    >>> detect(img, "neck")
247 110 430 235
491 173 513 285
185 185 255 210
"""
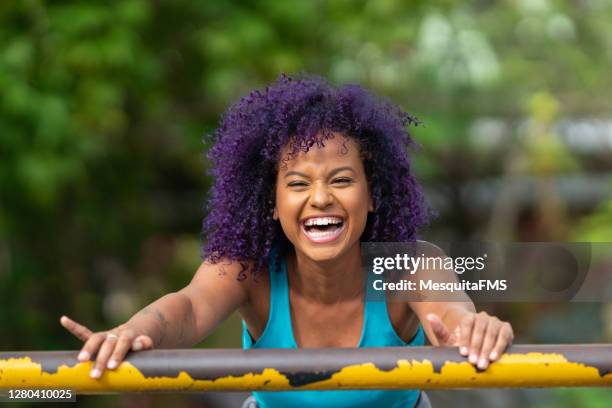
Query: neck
287 243 365 304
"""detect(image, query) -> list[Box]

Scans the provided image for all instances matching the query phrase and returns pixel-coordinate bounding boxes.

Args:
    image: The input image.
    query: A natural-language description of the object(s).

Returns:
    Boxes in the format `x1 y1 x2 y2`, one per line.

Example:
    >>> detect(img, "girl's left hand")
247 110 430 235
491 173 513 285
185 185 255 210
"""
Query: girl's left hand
426 311 514 370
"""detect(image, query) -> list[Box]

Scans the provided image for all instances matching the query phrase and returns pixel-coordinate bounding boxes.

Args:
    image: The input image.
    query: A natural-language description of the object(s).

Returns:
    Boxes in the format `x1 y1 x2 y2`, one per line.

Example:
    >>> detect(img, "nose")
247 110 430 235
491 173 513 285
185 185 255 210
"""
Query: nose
309 181 333 209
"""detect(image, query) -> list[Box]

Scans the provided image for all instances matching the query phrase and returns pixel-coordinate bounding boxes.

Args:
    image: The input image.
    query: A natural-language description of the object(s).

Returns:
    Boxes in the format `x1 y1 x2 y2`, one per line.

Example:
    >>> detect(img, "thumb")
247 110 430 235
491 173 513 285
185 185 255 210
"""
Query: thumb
426 313 454 346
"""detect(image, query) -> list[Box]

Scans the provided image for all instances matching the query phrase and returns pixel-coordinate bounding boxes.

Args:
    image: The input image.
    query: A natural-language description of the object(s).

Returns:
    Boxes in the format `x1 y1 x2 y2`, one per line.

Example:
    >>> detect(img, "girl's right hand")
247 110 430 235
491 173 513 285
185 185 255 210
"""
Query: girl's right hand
60 315 154 379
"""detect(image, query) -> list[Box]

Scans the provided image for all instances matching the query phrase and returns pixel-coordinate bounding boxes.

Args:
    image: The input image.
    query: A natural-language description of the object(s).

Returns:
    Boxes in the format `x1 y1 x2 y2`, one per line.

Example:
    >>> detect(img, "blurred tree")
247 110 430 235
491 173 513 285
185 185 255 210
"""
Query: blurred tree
2 1 612 406
0 0 610 367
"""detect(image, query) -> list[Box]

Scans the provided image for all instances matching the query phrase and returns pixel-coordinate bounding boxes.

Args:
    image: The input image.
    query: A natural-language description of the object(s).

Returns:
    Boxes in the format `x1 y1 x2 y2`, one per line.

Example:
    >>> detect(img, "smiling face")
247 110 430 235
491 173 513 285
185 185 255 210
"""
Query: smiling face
273 134 373 262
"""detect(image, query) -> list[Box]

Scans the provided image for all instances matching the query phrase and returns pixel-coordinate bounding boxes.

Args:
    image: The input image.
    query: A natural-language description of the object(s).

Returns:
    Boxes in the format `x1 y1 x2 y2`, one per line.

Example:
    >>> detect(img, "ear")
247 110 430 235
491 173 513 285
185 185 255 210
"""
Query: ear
273 206 279 220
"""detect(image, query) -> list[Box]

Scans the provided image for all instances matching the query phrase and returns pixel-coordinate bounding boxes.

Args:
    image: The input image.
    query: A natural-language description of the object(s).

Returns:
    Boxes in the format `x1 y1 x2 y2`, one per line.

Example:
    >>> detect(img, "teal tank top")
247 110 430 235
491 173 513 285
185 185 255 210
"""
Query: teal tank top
242 249 425 408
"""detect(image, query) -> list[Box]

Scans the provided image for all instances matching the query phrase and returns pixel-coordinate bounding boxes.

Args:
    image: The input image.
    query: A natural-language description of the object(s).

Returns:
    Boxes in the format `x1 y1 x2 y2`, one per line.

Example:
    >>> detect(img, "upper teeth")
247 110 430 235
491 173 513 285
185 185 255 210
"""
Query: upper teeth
304 217 343 226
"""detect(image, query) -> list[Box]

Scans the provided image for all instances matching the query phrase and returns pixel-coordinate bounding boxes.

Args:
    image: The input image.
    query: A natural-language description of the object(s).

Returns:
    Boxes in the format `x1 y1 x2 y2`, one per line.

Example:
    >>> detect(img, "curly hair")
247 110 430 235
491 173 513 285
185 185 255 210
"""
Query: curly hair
202 74 432 278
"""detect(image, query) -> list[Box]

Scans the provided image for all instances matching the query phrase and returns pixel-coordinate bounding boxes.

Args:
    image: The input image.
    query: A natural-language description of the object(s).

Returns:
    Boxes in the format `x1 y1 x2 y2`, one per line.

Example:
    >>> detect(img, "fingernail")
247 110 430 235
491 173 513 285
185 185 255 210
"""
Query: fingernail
460 347 468 355
107 360 117 369
478 358 487 369
490 351 498 360
133 341 142 351
78 351 90 361
90 368 101 378
469 354 477 364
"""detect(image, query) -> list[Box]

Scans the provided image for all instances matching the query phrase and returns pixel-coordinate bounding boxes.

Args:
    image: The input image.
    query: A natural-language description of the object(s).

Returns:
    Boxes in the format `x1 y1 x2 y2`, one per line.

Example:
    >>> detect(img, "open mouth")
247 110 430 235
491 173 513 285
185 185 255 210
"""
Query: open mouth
300 216 346 244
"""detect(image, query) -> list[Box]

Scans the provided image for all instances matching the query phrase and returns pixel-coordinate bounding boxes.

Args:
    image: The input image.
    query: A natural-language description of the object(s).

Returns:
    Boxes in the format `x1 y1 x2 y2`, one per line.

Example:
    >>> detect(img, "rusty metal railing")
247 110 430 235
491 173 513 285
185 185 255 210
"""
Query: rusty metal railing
1 345 610 393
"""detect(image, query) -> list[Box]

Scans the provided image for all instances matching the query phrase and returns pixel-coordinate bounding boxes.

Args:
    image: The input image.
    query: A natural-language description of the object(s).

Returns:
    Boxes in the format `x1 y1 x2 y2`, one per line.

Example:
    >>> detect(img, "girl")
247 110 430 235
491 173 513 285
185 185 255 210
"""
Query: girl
61 75 513 408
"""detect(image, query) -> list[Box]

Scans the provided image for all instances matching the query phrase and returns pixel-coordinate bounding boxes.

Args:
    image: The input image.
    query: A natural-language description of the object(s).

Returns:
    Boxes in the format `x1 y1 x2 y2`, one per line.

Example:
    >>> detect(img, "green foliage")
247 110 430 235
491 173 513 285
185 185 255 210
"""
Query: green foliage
573 196 612 242
0 0 610 387
538 388 612 408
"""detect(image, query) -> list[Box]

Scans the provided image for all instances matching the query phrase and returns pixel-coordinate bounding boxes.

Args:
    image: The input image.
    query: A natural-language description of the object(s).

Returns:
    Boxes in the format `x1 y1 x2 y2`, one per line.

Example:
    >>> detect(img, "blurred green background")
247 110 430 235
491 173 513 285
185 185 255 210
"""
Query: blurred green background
1 0 611 407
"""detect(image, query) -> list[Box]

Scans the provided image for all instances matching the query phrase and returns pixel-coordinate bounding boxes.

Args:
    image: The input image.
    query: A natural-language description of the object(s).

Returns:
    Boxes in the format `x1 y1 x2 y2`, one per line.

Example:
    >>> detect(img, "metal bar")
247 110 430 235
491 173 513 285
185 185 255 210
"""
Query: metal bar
1 345 610 393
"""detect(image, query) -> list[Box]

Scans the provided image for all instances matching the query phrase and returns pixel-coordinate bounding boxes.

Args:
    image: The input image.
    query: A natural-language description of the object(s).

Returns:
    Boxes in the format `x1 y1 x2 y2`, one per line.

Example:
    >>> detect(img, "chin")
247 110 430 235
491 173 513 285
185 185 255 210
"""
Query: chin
297 234 358 263
302 246 343 262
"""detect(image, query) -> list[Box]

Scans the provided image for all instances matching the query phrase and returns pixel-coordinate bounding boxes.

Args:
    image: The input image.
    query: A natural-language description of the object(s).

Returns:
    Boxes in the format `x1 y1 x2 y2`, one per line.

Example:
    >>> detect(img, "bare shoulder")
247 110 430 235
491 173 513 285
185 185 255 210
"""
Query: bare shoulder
385 241 442 340
179 257 258 315
164 257 268 342
191 257 252 285
190 256 271 307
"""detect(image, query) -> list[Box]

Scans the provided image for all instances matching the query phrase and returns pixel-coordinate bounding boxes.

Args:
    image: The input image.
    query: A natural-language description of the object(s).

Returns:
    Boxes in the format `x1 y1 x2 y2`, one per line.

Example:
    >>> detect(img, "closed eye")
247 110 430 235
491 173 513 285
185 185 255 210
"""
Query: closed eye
288 178 353 187
333 178 353 184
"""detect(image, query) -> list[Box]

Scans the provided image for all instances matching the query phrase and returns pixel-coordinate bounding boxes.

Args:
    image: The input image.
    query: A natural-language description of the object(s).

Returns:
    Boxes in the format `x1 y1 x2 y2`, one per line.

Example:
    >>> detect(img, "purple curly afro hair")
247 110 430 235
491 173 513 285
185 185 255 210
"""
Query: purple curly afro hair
202 74 432 278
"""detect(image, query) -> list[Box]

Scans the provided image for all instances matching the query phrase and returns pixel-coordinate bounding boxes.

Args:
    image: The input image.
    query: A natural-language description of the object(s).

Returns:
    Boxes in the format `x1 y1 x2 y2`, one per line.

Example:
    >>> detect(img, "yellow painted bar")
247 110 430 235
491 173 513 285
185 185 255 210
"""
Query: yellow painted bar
0 345 610 393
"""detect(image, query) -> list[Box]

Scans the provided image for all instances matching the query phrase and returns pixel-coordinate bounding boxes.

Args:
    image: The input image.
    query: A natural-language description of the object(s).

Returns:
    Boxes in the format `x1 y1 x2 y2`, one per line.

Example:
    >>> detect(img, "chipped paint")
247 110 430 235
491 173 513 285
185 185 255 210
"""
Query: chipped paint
0 357 290 392
298 354 612 389
1 349 610 392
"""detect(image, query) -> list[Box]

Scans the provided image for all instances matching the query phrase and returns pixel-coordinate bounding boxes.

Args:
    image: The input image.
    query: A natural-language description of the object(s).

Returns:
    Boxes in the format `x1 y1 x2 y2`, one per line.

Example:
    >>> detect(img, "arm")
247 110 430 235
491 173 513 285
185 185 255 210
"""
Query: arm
177 258 252 343
408 241 514 370
61 258 251 378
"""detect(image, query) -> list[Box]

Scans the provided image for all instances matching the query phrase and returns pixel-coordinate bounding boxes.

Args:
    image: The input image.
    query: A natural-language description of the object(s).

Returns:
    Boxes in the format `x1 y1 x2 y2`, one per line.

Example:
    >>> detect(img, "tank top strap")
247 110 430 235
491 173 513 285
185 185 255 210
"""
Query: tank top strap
361 269 425 347
245 247 296 348
270 248 294 337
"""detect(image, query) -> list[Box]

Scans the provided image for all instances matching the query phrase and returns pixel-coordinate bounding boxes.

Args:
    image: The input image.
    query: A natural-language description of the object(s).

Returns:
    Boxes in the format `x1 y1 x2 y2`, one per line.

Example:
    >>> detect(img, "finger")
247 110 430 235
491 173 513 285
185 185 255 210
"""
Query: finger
490 323 514 361
469 312 489 365
426 313 452 345
77 332 106 363
458 314 475 356
107 331 134 370
90 333 119 379
132 335 154 351
60 315 93 342
478 318 501 370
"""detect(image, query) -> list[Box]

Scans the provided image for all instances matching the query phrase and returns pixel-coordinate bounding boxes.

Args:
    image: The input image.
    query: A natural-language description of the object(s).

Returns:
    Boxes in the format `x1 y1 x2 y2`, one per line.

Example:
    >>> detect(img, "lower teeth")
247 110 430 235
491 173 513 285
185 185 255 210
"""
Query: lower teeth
306 227 341 239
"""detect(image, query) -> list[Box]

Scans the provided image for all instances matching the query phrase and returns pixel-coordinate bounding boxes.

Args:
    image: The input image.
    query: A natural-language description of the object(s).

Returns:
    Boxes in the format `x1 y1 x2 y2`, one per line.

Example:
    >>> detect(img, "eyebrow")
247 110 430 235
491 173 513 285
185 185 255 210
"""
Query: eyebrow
283 166 356 179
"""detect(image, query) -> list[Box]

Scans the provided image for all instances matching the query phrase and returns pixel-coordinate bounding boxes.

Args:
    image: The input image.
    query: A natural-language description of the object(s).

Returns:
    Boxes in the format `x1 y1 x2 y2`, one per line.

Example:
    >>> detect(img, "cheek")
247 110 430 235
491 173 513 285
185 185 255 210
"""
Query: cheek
276 194 301 217
275 197 302 235
343 191 371 226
